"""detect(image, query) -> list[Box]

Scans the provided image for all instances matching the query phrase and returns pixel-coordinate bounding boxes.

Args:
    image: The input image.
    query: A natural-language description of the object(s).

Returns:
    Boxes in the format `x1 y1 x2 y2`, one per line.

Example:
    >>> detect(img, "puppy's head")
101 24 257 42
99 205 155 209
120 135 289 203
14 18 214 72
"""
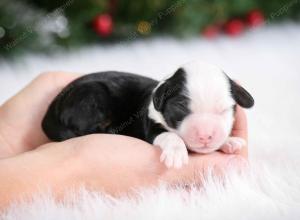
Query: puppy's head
149 61 254 153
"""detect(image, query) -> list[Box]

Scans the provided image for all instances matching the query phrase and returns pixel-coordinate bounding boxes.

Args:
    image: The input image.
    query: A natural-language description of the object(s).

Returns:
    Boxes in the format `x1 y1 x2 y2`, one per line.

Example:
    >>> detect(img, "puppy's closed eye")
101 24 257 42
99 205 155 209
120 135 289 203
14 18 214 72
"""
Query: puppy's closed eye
162 96 190 128
172 97 189 112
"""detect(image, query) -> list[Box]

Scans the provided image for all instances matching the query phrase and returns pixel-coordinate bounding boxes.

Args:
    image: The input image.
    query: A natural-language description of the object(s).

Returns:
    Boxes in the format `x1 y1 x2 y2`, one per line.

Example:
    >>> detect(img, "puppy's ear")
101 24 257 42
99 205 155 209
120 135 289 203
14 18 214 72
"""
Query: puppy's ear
153 82 169 111
153 68 186 111
229 79 254 108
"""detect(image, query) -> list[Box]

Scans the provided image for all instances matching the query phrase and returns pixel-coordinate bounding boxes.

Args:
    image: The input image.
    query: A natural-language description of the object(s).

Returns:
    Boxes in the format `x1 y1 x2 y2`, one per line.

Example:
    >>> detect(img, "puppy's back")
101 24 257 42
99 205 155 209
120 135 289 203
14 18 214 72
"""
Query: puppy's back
42 71 158 141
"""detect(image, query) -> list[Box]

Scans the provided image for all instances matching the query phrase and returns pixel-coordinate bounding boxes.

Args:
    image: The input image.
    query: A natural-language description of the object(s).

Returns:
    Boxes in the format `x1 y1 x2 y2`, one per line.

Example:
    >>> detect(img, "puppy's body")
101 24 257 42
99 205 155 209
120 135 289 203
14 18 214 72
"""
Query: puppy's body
42 71 166 142
42 61 254 168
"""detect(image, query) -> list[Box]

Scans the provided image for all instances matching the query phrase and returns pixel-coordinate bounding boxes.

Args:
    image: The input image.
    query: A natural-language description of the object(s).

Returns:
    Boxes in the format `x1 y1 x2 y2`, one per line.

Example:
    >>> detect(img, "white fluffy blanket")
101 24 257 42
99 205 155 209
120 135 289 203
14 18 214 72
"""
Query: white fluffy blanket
1 23 300 220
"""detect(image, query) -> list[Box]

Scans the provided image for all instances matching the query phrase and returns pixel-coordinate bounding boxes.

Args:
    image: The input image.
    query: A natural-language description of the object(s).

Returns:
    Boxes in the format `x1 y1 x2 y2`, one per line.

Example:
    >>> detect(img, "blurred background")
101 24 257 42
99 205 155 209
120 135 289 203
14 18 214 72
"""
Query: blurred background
1 0 300 56
0 0 300 159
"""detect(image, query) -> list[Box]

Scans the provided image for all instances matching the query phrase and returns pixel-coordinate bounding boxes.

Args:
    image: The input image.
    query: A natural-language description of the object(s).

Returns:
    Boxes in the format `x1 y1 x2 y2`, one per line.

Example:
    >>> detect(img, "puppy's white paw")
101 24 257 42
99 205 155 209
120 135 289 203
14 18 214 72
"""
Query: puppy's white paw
154 132 188 169
221 137 246 154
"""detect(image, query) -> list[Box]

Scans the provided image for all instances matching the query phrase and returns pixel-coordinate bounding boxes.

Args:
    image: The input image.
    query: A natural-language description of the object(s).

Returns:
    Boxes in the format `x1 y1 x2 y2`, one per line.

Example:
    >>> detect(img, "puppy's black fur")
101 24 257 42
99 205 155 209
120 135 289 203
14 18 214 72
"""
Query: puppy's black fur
153 68 191 128
229 79 254 108
42 71 189 143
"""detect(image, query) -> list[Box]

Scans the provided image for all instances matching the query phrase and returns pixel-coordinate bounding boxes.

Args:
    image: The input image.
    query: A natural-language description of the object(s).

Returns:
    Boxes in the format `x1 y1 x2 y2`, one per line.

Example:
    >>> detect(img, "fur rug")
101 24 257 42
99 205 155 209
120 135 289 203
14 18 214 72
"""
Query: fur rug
1 23 300 220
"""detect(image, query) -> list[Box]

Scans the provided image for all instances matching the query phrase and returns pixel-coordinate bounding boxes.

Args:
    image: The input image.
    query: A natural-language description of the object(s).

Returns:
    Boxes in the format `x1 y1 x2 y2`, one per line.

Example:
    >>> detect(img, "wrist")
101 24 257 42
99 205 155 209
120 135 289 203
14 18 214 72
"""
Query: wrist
0 142 83 207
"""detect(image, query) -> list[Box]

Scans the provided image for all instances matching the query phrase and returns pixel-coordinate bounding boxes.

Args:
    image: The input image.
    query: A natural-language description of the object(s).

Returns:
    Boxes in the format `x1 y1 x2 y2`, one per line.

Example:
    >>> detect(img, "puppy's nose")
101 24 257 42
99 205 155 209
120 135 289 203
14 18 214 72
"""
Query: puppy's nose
198 134 213 144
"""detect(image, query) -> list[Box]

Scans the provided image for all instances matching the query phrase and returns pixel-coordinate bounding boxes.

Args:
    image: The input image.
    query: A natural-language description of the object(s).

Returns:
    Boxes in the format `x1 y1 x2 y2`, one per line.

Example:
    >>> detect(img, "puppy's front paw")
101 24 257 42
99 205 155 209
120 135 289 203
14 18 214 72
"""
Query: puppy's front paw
221 137 246 154
154 132 188 168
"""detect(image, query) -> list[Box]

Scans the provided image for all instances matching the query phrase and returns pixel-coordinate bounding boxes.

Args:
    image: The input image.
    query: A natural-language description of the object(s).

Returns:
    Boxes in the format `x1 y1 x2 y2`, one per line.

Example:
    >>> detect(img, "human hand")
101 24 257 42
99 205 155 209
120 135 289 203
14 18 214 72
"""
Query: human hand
0 72 248 203
0 71 248 159
0 72 79 157
65 105 248 193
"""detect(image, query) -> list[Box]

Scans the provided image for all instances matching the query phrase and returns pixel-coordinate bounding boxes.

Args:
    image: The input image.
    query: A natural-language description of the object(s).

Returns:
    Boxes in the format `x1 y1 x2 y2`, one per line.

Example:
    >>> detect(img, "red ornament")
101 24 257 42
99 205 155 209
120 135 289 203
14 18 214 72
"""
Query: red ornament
202 25 220 39
246 10 265 27
224 19 245 36
93 14 113 37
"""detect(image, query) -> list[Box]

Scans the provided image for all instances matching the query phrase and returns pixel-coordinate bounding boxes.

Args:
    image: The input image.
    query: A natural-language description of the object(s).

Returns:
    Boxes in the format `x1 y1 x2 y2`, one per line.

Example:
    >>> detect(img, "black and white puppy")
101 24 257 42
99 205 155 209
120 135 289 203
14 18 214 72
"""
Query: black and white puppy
42 61 254 168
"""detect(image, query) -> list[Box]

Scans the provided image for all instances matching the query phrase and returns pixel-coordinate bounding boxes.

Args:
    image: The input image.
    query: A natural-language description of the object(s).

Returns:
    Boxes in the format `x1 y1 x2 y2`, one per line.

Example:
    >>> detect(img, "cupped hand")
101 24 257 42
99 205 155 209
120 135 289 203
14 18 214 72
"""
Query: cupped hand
0 72 80 156
0 72 248 197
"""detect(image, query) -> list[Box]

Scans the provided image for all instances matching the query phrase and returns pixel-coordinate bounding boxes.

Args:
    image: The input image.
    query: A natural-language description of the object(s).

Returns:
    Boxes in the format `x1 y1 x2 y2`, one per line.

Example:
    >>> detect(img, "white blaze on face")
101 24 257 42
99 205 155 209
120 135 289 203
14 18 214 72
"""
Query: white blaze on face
177 61 235 153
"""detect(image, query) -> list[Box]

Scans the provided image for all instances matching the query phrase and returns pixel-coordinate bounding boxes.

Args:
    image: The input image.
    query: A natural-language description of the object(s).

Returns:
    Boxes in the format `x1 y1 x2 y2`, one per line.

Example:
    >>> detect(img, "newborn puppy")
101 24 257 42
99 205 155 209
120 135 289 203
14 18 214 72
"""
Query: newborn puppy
42 61 254 168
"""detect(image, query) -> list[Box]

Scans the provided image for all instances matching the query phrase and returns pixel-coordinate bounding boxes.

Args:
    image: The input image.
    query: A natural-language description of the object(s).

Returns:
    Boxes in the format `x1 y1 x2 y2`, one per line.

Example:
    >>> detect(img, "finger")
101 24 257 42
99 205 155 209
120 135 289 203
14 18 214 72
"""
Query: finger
28 72 80 102
231 105 248 141
2 72 80 111
231 80 248 141
231 105 248 158
188 152 247 179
